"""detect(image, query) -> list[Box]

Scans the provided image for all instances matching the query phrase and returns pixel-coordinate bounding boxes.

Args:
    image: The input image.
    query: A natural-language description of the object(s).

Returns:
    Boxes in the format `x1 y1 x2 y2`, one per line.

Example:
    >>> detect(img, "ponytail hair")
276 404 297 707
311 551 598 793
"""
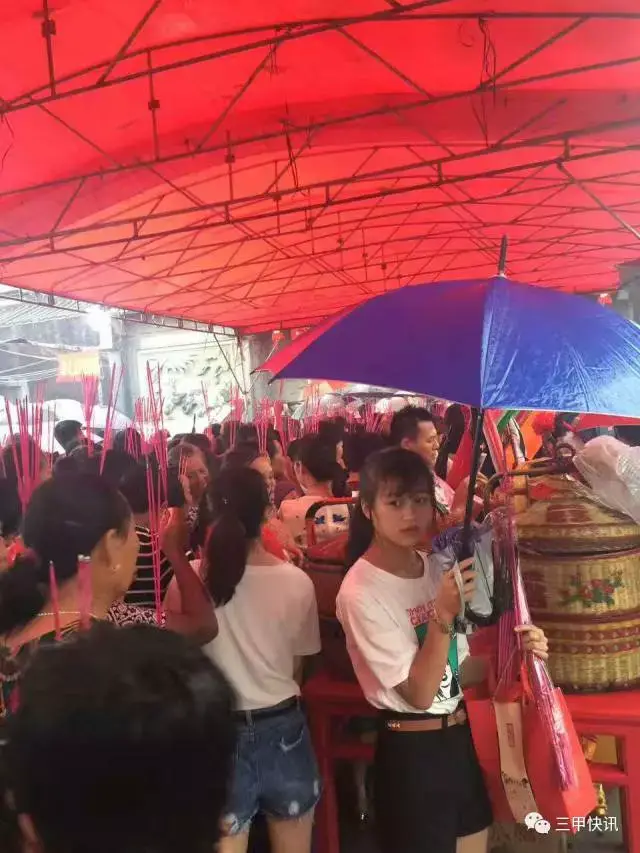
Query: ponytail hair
204 467 270 606
345 447 436 570
345 504 374 568
0 551 50 635
0 473 131 636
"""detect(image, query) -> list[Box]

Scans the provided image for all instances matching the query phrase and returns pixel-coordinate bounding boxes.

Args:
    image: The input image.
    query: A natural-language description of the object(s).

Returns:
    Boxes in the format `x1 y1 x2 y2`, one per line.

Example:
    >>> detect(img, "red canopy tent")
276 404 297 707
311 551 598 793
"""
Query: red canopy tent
1 1 640 333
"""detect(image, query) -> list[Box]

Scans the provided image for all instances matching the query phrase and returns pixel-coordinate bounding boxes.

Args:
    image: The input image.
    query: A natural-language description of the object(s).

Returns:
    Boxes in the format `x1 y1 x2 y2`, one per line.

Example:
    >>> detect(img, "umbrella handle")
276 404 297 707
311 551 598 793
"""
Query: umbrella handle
460 408 486 560
458 408 506 630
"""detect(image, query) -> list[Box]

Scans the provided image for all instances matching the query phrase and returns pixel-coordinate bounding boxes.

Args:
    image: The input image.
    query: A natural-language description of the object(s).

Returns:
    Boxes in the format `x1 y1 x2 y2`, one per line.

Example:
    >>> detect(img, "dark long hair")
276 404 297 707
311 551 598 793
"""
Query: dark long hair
298 435 350 498
3 623 236 853
203 467 270 606
346 448 436 568
434 404 466 480
221 442 261 471
0 473 131 635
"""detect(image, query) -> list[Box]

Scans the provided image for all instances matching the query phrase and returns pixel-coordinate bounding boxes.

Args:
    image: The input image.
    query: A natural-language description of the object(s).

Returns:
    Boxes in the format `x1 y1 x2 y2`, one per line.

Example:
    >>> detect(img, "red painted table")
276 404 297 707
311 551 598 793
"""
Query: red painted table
304 671 640 853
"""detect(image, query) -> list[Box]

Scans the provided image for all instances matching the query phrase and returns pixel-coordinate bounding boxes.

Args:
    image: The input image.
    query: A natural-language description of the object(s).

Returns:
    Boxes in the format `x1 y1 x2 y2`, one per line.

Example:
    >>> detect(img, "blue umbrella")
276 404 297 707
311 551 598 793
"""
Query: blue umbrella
264 275 640 608
264 276 640 417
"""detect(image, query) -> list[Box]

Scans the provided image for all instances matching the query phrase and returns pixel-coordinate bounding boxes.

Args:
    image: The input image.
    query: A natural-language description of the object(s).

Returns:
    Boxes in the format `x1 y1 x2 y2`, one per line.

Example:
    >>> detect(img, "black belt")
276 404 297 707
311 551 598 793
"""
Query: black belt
379 700 466 726
234 696 300 725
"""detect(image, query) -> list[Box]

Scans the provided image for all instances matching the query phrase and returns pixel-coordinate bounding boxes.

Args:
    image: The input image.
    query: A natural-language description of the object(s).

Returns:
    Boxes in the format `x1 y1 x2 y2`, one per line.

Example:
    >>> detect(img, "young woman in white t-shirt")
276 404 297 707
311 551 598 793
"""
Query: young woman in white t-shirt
336 448 548 853
199 466 322 853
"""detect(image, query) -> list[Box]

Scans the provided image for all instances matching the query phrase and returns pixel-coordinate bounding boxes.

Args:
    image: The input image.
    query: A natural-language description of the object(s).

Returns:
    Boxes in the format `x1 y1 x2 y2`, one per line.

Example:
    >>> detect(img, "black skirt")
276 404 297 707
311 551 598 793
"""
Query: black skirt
373 714 493 853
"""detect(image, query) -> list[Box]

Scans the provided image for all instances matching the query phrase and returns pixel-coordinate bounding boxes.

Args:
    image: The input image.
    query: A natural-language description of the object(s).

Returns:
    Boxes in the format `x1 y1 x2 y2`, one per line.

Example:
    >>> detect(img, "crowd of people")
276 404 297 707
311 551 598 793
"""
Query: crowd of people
0 405 549 853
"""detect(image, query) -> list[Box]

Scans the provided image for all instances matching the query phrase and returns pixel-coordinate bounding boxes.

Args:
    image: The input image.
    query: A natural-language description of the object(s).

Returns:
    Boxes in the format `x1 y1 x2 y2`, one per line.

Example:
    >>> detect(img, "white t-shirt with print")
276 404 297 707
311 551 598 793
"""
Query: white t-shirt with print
203 561 321 711
336 555 468 715
279 495 350 545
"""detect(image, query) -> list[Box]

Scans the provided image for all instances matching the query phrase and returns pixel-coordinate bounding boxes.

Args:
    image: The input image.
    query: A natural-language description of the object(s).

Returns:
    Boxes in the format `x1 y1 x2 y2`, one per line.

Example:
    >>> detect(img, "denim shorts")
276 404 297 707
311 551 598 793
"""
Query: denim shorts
223 701 321 836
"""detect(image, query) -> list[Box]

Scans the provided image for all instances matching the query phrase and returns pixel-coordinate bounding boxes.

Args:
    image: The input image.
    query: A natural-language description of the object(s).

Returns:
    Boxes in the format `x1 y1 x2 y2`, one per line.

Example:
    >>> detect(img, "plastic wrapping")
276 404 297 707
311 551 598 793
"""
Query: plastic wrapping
431 518 501 624
574 435 640 524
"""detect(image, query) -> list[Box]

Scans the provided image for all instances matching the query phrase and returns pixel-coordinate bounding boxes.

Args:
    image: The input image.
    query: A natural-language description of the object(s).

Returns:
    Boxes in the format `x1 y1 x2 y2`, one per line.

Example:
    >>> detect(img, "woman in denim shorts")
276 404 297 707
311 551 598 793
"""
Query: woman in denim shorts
201 465 322 853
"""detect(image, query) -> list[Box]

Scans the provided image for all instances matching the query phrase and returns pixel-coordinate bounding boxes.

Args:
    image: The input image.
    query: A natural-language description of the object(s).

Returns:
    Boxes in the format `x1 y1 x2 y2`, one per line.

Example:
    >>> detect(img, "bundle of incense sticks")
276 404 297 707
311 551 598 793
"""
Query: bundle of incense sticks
334 404 348 424
363 402 383 433
254 399 271 455
100 365 124 473
202 382 213 444
81 373 100 455
132 398 152 457
301 393 320 435
273 400 287 452
146 363 168 495
227 385 245 448
5 395 44 511
285 416 298 448
45 404 56 471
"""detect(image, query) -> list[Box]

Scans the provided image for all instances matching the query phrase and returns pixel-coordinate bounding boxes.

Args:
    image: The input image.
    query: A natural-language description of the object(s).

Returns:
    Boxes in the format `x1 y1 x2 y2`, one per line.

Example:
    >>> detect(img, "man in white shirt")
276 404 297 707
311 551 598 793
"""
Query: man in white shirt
389 406 480 523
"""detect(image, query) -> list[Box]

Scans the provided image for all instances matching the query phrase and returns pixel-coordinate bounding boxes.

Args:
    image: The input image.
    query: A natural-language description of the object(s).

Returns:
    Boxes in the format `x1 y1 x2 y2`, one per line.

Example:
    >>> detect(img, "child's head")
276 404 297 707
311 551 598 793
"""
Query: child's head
347 448 436 566
3 623 236 853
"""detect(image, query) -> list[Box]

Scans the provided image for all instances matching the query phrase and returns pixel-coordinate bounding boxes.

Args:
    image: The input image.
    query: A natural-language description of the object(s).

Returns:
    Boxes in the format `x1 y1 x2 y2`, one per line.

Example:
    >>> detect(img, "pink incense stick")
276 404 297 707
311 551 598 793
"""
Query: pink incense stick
77 555 93 631
81 374 100 456
202 382 212 444
146 364 168 496
227 385 245 448
6 397 44 511
46 404 56 473
100 364 123 472
274 400 286 452
145 461 164 625
254 398 270 456
48 562 62 641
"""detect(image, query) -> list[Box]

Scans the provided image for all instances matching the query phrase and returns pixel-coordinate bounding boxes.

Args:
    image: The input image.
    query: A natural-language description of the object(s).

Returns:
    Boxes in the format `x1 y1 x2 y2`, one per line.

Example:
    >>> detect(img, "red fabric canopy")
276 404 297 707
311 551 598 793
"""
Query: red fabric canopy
2 2 640 332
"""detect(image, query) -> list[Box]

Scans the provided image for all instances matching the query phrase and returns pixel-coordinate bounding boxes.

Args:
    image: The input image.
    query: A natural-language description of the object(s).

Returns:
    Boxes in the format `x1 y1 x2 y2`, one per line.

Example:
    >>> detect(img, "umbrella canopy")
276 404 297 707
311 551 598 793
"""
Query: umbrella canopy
40 399 131 430
1 4 640 332
91 405 131 431
261 276 640 416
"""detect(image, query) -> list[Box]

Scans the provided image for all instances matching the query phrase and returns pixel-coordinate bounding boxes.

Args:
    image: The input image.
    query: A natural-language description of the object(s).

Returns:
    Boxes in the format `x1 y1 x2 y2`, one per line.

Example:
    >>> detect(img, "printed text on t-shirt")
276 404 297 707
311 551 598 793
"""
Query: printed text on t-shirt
406 601 435 628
